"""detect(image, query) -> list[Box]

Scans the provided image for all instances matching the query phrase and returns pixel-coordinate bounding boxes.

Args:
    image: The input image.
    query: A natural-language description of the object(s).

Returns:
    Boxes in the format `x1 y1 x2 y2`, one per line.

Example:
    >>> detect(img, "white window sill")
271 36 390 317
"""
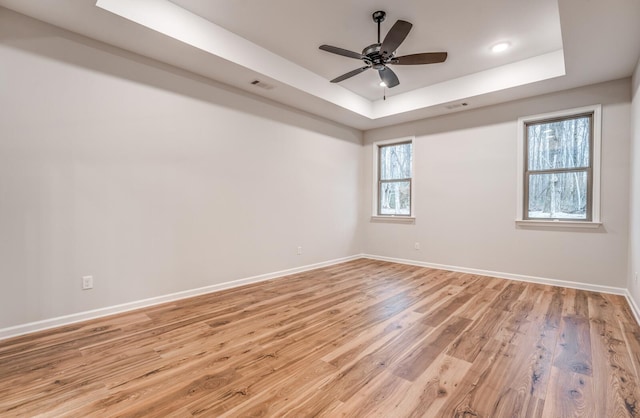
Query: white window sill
371 216 416 224
515 219 602 229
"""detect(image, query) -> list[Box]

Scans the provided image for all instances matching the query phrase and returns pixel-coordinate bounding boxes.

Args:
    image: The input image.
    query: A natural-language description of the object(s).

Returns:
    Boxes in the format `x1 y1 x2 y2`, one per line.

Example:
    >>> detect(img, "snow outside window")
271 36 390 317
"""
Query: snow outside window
376 139 413 217
516 105 601 226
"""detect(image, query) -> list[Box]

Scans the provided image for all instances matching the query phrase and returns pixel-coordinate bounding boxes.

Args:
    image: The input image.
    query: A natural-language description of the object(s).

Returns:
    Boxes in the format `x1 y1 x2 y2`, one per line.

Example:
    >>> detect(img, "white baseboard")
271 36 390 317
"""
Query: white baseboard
0 255 362 341
363 254 628 296
625 290 640 325
3 253 638 341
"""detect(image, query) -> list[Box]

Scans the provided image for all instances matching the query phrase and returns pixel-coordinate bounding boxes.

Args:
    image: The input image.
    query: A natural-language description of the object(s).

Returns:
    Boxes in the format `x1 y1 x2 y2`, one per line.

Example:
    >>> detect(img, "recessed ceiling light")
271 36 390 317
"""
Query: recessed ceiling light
491 42 510 53
379 81 387 87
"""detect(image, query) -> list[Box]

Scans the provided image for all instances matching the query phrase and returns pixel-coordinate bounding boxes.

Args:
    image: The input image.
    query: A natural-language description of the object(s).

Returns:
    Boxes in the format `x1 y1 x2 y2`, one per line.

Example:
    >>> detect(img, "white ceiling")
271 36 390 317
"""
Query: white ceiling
172 0 563 100
0 0 639 130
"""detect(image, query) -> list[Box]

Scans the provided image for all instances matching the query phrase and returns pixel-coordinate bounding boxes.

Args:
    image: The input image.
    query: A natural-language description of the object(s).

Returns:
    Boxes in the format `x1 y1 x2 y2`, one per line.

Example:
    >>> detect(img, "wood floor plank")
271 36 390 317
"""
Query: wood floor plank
439 289 558 417
329 369 413 417
589 292 640 417
453 277 504 320
215 360 337 417
1 259 639 417
431 337 510 417
392 315 472 382
404 353 473 418
447 307 508 363
542 366 595 418
553 315 593 376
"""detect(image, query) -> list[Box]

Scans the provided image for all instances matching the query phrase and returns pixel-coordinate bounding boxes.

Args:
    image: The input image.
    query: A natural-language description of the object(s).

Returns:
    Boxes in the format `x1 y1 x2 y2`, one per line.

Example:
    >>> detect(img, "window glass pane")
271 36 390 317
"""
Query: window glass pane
527 116 590 171
379 181 410 215
527 171 588 219
380 143 412 180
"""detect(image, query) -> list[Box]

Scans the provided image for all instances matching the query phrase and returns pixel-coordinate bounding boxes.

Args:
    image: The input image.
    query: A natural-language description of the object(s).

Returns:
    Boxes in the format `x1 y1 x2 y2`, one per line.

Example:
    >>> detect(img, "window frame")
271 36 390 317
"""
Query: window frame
516 105 602 228
371 137 415 223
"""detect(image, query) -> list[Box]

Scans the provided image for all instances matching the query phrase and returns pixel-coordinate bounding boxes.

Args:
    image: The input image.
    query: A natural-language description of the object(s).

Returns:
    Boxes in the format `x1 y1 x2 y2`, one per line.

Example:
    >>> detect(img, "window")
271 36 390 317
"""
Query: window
373 138 414 220
516 105 601 226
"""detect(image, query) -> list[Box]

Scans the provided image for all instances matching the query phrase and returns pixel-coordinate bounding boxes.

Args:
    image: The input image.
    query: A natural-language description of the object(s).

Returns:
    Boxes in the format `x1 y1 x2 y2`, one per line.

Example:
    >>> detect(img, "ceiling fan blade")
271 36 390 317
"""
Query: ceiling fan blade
378 66 400 88
330 66 371 83
392 52 448 65
380 20 413 56
319 45 365 60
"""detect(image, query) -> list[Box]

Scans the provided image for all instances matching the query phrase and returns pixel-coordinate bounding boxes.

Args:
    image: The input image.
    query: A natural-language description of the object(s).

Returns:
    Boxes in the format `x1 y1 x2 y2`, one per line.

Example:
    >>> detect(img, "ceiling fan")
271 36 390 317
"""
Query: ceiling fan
319 11 447 88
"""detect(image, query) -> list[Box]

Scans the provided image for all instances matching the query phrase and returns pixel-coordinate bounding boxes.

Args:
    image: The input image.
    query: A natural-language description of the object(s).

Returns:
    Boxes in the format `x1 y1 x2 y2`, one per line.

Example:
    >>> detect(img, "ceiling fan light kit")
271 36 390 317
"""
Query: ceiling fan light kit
319 10 448 89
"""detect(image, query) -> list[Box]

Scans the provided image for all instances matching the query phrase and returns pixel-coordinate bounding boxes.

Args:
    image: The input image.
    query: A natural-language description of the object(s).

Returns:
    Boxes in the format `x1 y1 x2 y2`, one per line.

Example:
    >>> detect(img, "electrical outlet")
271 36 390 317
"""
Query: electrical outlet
82 275 93 290
297 246 303 255
414 242 420 250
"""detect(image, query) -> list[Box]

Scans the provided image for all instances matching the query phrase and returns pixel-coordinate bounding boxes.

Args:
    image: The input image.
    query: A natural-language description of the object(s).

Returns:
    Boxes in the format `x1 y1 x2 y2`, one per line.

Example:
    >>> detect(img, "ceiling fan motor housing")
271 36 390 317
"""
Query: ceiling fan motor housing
362 43 388 69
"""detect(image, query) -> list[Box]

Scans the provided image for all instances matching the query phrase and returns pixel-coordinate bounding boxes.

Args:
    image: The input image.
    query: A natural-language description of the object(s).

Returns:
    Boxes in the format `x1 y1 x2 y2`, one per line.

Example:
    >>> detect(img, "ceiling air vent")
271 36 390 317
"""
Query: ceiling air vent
445 102 469 110
250 80 275 90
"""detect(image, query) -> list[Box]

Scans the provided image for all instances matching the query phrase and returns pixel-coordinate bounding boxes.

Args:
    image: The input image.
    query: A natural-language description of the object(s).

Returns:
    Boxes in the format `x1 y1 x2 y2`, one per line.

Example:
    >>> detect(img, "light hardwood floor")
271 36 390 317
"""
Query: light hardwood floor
1 259 639 417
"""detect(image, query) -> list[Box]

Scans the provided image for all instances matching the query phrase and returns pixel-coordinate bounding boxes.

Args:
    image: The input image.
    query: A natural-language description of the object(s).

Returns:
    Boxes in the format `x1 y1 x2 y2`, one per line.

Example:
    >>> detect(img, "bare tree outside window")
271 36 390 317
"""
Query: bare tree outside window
524 114 593 220
378 142 412 215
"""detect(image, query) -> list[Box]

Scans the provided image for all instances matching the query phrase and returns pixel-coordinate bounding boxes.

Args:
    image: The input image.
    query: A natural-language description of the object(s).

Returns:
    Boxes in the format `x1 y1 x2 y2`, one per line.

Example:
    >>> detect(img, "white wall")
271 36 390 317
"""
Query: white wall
363 79 631 288
629 58 640 304
0 9 363 329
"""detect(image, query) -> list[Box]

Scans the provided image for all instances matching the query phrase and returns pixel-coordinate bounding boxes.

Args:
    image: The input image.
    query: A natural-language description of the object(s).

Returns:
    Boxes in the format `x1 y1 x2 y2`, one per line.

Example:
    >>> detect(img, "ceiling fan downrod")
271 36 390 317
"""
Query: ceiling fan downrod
372 10 386 44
